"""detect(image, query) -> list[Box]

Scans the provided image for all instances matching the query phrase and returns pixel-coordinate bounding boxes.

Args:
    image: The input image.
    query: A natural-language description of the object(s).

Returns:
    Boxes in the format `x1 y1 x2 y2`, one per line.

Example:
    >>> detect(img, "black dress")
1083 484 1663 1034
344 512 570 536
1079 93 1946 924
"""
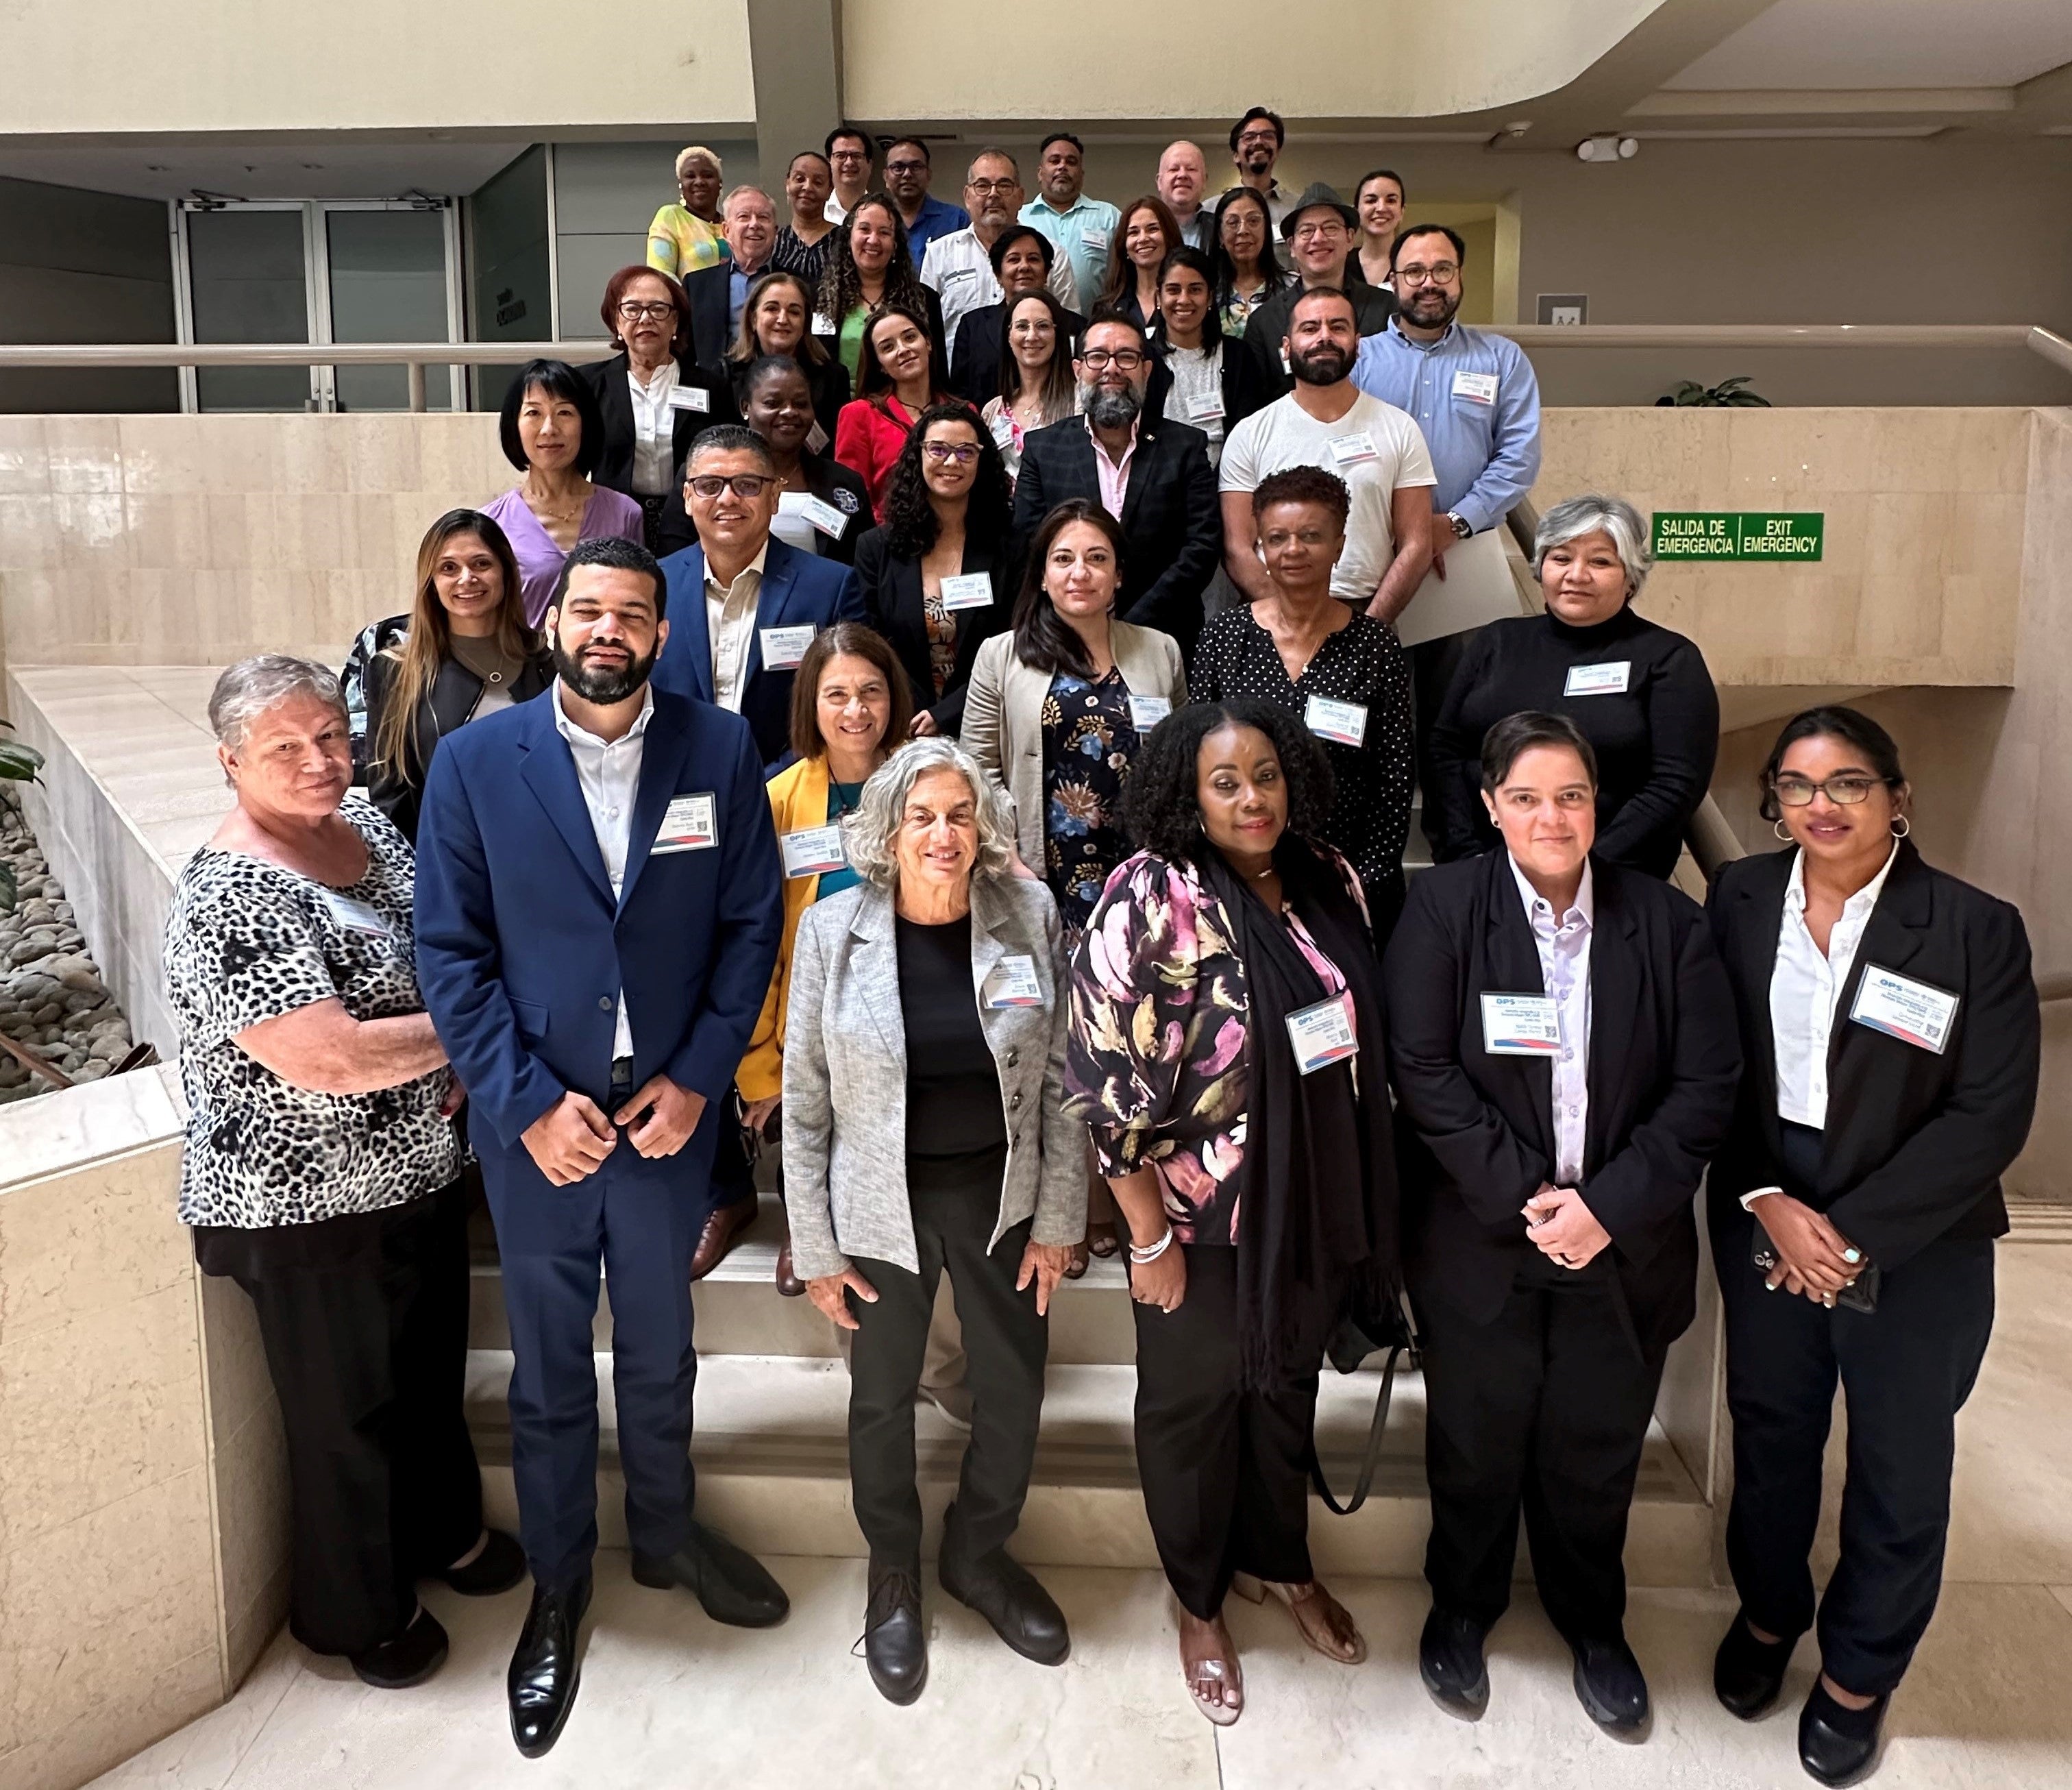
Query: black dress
1427 605 1720 880
1190 605 1415 932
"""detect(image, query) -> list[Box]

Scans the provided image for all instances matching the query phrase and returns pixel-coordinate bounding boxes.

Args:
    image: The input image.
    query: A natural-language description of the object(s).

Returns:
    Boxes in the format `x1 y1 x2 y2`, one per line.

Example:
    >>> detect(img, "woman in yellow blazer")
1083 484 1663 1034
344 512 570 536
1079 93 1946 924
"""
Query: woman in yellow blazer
739 622 913 1290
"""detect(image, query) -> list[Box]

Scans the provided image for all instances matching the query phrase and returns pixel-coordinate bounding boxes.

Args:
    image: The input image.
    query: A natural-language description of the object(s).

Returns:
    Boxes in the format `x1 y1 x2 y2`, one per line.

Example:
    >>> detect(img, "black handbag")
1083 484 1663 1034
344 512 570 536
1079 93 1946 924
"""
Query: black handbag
1308 1286 1418 1516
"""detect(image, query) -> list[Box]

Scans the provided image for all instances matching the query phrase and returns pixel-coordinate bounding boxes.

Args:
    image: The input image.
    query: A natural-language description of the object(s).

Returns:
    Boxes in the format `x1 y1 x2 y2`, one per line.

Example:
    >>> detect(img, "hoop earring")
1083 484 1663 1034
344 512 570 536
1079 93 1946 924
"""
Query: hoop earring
1773 819 1793 842
1890 816 1911 839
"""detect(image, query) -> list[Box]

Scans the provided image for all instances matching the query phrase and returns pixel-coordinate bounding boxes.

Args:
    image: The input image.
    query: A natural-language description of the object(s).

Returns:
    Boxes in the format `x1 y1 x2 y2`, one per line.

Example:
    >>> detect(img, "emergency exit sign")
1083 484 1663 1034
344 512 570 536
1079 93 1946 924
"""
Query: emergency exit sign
1653 512 1824 560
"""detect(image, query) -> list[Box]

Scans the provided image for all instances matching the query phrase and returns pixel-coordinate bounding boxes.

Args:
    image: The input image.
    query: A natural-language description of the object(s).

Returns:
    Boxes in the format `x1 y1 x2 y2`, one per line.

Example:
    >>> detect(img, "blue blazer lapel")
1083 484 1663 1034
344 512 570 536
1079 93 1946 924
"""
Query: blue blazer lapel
669 547 717 702
616 698 696 909
516 697 615 907
745 542 804 689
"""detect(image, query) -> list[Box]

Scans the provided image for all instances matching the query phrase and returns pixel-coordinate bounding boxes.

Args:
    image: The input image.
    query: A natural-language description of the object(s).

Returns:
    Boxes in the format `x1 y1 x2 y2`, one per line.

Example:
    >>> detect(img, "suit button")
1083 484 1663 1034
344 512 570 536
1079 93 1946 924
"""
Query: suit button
1007 1049 1020 1066
599 996 614 1011
1011 1092 1023 1109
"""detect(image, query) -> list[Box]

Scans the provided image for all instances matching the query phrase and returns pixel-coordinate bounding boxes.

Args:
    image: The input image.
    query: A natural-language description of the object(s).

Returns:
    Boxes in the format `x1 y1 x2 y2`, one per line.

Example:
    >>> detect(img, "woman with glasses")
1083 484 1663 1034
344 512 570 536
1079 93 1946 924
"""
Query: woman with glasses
835 302 967 522
855 403 1015 738
813 193 946 386
772 151 839 288
1098 195 1185 336
1208 188 1289 342
724 269 852 451
978 289 1078 482
1704 705 2038 1787
1428 495 1719 881
950 227 1086 411
580 266 739 550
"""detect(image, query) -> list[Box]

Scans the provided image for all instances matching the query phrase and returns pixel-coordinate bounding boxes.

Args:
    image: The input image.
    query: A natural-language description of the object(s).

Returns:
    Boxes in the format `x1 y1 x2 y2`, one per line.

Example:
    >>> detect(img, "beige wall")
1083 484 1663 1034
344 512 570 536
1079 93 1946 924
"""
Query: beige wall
3 0 754 135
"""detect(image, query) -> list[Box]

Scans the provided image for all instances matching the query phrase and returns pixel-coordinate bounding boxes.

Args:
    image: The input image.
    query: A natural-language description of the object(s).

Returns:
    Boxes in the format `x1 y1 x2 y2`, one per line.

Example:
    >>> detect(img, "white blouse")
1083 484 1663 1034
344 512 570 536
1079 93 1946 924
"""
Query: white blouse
1768 842 1900 1129
627 361 680 498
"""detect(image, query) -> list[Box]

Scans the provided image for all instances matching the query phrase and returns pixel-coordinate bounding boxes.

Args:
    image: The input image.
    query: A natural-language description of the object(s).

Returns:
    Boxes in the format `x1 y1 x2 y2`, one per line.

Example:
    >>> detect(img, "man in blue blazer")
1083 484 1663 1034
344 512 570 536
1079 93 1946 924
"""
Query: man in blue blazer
415 536 787 1758
653 425 867 769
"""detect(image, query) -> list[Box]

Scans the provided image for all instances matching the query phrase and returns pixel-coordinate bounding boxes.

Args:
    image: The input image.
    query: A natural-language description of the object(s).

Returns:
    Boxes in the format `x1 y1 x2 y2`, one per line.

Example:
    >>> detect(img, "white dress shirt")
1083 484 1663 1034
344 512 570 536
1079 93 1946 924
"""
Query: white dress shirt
626 360 679 498
551 678 654 1060
918 225 1081 353
1512 855 1594 1186
1769 842 1901 1129
704 542 768 713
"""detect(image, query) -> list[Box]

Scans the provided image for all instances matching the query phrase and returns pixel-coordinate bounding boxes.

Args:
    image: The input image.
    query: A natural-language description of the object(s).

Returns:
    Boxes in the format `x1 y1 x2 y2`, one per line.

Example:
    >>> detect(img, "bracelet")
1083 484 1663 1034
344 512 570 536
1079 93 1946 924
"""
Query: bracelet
1128 1227 1175 1264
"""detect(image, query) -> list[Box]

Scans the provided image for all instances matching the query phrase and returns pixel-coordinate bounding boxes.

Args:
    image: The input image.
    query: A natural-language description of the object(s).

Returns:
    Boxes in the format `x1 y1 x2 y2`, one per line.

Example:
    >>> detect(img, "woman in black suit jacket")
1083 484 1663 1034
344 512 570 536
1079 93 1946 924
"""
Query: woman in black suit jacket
853 400 1015 736
580 265 739 550
1384 711 1740 1739
1704 705 2038 1788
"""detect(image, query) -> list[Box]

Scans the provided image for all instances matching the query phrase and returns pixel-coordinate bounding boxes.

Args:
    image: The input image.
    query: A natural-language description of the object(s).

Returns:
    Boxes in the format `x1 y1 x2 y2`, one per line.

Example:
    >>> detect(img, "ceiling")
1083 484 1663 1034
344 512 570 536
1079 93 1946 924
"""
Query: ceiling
1665 0 2072 90
0 137 532 204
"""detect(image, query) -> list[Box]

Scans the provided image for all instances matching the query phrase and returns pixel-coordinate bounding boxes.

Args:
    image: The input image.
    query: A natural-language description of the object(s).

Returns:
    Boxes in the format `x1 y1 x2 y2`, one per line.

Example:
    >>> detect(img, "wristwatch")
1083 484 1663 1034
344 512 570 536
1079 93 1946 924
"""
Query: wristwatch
1446 512 1472 540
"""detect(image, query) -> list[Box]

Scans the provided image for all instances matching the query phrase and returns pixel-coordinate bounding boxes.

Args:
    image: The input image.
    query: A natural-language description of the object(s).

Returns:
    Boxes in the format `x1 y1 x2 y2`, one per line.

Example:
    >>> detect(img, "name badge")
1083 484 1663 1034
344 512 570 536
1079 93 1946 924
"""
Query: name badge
1285 990 1359 1075
759 624 817 669
318 890 391 937
806 421 830 454
1304 695 1368 746
1187 391 1225 424
1481 992 1563 1056
1081 229 1109 255
939 572 994 611
1327 431 1379 467
653 792 717 855
666 385 711 413
1126 693 1172 732
1452 369 1498 406
1849 964 1960 1055
780 823 848 879
1564 661 1631 697
990 415 1018 450
778 491 850 540
983 953 1045 1008
811 312 837 336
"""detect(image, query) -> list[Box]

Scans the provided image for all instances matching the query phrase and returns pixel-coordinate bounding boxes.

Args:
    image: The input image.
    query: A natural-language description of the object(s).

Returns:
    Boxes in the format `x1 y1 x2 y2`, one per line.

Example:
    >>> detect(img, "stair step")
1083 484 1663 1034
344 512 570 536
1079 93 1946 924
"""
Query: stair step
464 1352 1711 1583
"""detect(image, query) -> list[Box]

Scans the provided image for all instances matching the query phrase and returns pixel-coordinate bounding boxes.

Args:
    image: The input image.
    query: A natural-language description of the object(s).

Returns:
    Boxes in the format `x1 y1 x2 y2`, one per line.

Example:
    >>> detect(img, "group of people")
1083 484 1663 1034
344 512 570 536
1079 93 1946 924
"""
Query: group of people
165 112 2038 1790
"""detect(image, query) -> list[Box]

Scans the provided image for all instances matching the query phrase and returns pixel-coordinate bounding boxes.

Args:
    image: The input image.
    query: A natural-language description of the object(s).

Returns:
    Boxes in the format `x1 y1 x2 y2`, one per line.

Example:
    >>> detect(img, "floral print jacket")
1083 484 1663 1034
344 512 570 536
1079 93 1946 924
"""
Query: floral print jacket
1063 845 1365 1245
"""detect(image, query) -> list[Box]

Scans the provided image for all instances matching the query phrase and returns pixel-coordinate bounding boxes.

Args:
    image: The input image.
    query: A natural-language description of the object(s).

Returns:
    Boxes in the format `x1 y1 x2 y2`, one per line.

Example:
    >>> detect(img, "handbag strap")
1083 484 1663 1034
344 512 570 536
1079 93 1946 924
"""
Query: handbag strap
1307 1342 1407 1517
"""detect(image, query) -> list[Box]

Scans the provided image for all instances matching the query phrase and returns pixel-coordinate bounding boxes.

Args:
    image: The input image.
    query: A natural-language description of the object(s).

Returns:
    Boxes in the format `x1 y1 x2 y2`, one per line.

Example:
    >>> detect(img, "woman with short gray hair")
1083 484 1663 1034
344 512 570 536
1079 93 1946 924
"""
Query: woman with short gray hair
781 735 1084 1704
1426 491 1719 879
164 654 521 1691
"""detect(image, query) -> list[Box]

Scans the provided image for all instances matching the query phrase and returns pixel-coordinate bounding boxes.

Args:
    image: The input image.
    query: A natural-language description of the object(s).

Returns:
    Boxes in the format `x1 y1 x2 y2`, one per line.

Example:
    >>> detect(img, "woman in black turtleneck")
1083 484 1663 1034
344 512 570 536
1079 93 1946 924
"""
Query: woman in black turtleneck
1427 494 1718 879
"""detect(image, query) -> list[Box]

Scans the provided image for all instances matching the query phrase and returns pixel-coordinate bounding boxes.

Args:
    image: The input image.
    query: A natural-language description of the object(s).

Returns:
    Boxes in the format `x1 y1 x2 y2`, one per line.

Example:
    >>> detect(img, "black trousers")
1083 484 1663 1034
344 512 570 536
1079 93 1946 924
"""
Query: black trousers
1409 630 1473 855
846 1147 1048 1569
200 1179 484 1656
1133 1244 1319 1620
1416 1253 1662 1640
1719 1199 1994 1697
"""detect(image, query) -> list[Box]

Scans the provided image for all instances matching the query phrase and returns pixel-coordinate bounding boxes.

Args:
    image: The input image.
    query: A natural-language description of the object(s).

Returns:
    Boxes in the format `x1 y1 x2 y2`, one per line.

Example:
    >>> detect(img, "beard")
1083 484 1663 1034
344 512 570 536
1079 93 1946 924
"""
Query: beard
1082 382 1142 430
553 635 658 704
1404 287 1460 328
1290 343 1350 386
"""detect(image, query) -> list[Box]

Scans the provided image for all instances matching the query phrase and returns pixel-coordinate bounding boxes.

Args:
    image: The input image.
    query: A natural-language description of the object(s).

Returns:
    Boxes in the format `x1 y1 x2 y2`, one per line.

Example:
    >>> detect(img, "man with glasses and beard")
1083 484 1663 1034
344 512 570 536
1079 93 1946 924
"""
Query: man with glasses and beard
1352 223 1543 843
1009 311 1220 658
414 535 787 1759
1220 286 1436 624
1233 183 1396 423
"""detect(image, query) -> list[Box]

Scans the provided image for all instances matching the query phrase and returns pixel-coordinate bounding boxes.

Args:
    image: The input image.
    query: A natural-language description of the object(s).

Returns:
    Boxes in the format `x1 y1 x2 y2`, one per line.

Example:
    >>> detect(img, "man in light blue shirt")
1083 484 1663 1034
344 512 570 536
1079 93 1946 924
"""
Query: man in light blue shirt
1020 132 1121 313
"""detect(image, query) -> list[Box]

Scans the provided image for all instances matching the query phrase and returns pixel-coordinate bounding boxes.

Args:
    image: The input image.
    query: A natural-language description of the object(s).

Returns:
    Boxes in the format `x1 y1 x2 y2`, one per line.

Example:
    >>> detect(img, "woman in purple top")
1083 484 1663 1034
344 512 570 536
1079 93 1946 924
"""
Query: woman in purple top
479 358 645 627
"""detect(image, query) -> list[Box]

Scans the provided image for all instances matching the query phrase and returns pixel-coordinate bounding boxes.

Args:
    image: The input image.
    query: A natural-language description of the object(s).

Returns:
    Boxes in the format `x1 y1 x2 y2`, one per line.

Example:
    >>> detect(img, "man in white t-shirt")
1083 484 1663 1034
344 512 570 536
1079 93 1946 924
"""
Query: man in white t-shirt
1219 286 1436 621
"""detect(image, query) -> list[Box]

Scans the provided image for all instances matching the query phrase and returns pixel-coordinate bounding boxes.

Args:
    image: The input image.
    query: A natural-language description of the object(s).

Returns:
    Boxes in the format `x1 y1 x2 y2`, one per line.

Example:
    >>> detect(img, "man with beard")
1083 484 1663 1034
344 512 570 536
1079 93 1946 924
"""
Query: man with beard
1226 106 1292 226
1220 286 1436 620
414 535 787 1758
921 148 1081 356
1353 223 1542 840
1009 311 1220 657
1233 183 1396 422
1020 131 1120 319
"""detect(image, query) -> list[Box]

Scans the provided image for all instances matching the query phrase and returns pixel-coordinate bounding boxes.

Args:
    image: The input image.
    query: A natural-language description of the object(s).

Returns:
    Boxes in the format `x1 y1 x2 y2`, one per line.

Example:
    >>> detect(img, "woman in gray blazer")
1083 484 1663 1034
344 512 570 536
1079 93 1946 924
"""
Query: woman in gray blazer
782 736 1085 1707
961 498 1188 1264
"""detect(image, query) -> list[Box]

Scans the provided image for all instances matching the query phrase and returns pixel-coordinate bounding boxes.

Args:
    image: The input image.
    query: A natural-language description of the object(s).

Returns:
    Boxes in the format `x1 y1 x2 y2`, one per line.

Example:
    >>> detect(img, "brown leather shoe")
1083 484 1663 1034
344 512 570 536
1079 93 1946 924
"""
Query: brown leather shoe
689 1198 757 1282
774 1227 804 1297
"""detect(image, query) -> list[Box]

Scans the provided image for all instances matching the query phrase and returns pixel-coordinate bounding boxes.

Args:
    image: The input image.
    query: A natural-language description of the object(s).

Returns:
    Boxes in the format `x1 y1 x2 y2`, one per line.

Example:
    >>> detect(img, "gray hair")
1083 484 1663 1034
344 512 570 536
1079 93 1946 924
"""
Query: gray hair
1532 494 1651 598
722 183 774 219
843 737 1017 890
208 654 348 753
967 146 1020 182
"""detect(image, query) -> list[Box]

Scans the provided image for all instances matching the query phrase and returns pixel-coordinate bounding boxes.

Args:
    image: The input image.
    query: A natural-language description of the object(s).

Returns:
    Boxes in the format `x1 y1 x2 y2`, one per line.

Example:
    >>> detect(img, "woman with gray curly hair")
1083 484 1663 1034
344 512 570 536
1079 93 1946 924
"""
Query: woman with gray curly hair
162 655 521 1693
1425 493 1720 879
780 734 1084 1705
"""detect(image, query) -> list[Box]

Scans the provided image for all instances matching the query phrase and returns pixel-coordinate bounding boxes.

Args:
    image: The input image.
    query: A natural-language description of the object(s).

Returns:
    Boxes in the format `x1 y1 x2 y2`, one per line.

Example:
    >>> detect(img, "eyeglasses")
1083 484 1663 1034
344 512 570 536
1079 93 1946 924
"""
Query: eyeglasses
616 301 678 322
1291 221 1348 241
886 159 928 175
966 178 1018 197
1236 131 1279 148
922 442 980 465
1771 774 1885 807
1395 262 1460 286
687 474 775 500
1077 348 1145 371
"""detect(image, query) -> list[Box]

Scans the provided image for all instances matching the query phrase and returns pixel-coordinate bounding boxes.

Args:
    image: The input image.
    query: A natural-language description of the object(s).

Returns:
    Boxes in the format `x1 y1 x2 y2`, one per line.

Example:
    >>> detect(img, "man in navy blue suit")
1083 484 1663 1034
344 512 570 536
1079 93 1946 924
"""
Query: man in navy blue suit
415 537 787 1758
652 424 867 1274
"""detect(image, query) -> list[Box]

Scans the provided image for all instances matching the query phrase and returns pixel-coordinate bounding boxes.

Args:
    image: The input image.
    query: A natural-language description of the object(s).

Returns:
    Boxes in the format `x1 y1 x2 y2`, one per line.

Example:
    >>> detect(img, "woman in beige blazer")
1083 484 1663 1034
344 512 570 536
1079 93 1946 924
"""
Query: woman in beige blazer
961 496 1187 1260
782 736 1085 1708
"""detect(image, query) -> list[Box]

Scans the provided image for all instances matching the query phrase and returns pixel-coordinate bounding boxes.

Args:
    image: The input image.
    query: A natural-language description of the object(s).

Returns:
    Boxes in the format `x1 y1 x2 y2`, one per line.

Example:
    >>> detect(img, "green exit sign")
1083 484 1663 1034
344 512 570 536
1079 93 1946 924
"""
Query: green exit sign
1653 511 1824 561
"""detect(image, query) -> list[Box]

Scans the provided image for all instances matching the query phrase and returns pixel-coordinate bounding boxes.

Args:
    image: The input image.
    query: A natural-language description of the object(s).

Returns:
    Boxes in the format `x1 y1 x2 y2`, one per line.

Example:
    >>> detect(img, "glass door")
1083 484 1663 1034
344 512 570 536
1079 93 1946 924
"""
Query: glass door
183 206 315 413
321 205 459 410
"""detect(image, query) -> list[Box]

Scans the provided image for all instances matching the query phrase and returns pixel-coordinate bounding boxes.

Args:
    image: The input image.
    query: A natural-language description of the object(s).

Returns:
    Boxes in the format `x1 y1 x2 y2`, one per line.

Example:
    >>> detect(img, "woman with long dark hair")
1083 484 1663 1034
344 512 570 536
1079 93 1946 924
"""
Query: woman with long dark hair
834 302 964 521
978 289 1078 483
1063 697 1396 1724
855 402 1014 737
1148 247 1246 468
813 193 945 384
725 269 852 450
354 511 552 842
1209 186 1290 341
1098 194 1185 334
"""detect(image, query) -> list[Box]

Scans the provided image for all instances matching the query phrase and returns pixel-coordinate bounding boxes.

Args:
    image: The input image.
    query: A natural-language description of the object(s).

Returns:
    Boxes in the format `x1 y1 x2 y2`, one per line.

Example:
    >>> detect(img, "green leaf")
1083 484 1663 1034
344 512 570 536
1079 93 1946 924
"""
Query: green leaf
0 738 43 782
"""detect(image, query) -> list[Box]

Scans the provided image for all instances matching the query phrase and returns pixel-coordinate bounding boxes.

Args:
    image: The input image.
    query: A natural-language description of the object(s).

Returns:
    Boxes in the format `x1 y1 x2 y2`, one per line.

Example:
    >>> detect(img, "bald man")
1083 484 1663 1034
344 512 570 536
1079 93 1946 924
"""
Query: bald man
1157 140 1216 252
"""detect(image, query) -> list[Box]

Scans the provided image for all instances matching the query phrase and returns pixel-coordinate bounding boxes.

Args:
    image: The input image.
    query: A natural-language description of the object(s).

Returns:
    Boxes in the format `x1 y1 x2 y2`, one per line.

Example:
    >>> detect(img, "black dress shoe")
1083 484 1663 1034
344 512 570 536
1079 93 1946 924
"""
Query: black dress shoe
1799 1680 1889 1787
1570 1633 1651 1737
864 1558 928 1705
349 1606 449 1689
939 1546 1070 1665
1715 1610 1797 1719
508 1576 591 1758
630 1517 789 1627
438 1528 528 1597
1418 1606 1490 1719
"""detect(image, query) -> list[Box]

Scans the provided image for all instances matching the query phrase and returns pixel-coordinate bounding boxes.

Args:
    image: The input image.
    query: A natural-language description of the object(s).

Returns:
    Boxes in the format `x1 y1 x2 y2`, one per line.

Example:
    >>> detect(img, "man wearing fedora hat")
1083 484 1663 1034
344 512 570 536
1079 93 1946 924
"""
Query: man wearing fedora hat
1233 182 1396 424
